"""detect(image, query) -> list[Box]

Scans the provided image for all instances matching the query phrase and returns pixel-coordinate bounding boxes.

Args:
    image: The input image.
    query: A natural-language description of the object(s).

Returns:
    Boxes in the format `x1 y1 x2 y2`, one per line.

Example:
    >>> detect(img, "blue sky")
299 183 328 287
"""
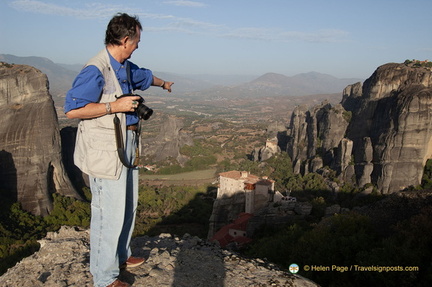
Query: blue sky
1 0 431 79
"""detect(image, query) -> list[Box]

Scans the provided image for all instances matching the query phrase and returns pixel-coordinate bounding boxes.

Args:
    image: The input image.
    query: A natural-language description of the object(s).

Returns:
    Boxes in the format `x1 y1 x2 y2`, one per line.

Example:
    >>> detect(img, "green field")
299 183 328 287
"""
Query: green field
140 168 218 182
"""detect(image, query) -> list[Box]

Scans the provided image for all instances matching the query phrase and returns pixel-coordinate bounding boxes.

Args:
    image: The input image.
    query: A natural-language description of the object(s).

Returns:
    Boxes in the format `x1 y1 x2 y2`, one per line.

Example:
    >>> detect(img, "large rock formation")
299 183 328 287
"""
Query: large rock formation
141 115 193 165
285 63 432 193
0 63 80 215
0 226 318 287
252 137 281 162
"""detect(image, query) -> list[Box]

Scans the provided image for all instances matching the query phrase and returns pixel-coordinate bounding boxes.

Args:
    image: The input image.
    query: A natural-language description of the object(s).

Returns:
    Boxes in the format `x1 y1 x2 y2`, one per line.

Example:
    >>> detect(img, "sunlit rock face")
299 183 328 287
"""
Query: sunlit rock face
0 63 80 215
286 63 432 193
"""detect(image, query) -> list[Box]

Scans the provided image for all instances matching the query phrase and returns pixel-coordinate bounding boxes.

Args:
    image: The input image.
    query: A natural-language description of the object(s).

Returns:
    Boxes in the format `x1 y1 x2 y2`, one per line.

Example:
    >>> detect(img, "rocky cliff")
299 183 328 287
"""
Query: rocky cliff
0 226 318 287
141 115 193 165
0 63 80 215
285 63 432 193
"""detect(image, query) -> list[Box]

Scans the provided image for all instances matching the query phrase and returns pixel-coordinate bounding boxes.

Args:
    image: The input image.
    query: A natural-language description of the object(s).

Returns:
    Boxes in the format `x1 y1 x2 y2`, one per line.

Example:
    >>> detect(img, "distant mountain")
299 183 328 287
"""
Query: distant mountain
246 71 362 97
187 71 363 99
0 54 219 102
58 63 84 72
182 73 258 86
0 54 78 100
0 54 364 103
147 71 219 94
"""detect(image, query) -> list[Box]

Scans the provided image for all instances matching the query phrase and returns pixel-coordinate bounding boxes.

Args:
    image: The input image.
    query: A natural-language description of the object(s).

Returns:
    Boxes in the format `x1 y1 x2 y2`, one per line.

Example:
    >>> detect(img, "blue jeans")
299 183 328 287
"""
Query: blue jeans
89 130 138 287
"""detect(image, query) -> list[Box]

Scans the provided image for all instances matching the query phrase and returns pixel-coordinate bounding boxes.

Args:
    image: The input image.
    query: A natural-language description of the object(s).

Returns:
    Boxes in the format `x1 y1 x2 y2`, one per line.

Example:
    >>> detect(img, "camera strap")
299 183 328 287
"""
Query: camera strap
113 64 141 168
133 124 141 166
113 113 137 169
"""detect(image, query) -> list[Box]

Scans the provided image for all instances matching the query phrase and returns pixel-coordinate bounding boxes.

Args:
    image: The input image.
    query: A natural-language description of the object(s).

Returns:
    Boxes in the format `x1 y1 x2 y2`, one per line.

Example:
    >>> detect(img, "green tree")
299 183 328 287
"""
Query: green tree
44 193 90 229
267 152 294 190
421 159 432 188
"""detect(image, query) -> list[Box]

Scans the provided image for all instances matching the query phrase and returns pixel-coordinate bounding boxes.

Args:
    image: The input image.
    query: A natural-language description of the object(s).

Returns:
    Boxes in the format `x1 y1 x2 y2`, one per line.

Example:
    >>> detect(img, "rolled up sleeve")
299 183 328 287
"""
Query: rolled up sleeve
64 65 104 113
129 62 153 91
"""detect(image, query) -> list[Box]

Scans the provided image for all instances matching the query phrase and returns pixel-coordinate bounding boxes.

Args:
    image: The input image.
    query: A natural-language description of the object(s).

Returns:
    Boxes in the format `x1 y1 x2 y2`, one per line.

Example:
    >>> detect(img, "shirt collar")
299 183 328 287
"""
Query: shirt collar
107 48 127 72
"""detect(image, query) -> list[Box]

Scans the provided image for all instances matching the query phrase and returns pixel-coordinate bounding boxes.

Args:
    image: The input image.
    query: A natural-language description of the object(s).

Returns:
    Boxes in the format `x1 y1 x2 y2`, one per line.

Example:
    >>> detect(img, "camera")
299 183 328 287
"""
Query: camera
116 94 153 120
135 96 153 120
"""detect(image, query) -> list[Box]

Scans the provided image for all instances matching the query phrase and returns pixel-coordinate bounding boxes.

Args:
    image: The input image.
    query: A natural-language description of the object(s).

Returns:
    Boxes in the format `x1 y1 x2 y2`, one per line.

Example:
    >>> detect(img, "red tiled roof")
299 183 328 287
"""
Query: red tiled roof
219 171 260 183
211 213 253 248
232 212 253 228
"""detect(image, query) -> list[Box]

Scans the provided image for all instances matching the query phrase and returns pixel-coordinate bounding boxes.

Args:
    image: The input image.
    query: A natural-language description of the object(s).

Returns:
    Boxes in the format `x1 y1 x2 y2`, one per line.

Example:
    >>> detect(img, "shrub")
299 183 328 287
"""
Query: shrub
44 193 90 229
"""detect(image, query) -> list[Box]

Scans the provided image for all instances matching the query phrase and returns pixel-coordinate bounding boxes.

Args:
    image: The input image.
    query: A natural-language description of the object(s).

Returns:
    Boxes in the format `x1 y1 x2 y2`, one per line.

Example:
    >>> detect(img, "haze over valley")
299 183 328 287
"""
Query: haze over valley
0 54 361 126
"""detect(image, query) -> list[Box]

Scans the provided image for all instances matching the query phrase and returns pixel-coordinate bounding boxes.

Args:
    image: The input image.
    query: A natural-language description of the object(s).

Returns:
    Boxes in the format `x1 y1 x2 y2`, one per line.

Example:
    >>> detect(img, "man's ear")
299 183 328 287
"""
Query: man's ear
122 36 129 48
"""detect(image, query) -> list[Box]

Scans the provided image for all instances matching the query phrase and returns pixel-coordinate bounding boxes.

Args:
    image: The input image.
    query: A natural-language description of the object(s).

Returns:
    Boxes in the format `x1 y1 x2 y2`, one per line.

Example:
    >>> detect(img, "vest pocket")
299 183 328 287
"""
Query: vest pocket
86 130 119 177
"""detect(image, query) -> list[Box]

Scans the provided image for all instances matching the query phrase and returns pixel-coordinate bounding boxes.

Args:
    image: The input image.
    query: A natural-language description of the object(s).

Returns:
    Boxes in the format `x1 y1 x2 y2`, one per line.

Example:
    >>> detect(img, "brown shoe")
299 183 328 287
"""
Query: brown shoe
106 279 130 287
120 256 145 269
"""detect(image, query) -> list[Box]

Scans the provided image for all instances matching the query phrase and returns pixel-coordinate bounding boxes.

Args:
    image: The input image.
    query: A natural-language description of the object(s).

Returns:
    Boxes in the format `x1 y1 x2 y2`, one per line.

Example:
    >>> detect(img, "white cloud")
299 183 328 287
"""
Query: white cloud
164 1 206 7
9 0 124 19
221 27 273 41
9 0 348 43
280 29 349 43
222 28 349 43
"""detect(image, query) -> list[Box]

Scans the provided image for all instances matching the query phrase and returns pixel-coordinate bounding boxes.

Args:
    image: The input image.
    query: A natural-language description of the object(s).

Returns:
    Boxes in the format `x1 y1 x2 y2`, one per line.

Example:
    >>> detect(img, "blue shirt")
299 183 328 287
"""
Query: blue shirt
64 50 153 125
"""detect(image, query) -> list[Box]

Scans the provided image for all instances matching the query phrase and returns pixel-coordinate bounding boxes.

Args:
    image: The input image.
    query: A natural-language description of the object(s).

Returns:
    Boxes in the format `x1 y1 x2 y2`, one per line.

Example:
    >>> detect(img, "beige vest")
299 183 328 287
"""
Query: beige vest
73 49 127 180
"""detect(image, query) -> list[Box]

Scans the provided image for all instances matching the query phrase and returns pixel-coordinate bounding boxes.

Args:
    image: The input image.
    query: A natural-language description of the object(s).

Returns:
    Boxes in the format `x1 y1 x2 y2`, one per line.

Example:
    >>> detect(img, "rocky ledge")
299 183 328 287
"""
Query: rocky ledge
0 226 318 287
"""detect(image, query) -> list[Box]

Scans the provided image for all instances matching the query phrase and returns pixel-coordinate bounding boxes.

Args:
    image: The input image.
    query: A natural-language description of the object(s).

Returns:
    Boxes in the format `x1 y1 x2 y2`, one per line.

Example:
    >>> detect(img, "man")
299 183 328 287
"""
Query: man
64 13 173 287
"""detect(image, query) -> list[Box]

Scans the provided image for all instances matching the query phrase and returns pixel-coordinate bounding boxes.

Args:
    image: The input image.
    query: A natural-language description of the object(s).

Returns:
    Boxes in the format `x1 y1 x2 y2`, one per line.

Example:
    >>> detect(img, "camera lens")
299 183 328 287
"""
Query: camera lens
136 104 153 120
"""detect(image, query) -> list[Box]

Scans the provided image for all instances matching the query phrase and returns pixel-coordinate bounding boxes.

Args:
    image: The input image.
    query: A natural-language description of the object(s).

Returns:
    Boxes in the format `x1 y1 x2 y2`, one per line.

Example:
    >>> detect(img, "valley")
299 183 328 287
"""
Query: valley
3 57 432 287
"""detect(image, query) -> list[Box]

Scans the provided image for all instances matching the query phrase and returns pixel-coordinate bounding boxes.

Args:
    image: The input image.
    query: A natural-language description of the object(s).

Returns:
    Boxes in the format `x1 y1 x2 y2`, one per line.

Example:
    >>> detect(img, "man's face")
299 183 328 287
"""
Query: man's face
124 27 141 59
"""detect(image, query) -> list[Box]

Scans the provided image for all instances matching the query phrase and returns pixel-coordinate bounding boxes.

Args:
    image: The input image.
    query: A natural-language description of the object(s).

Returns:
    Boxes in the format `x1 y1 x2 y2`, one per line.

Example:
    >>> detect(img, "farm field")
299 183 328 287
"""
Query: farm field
140 168 218 186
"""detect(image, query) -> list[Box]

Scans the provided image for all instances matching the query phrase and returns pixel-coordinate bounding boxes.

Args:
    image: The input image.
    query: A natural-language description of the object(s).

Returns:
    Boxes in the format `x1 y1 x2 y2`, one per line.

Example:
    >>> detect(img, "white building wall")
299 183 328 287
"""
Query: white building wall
254 183 273 212
229 228 247 238
218 176 245 198
245 189 254 213
218 173 276 215
273 191 284 202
